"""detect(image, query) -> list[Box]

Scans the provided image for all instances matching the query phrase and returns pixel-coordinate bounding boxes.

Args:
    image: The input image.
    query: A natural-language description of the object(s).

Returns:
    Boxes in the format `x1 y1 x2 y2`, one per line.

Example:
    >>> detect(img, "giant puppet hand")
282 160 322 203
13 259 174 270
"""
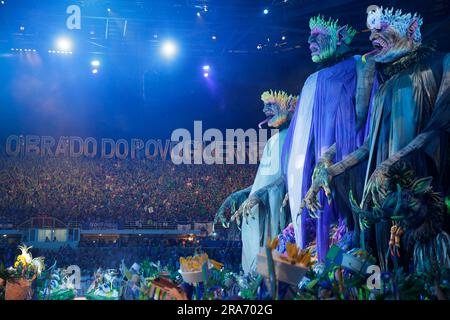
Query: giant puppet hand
360 164 390 210
213 186 252 229
230 196 261 229
301 140 371 217
300 161 333 218
360 131 436 210
299 144 336 218
230 176 285 229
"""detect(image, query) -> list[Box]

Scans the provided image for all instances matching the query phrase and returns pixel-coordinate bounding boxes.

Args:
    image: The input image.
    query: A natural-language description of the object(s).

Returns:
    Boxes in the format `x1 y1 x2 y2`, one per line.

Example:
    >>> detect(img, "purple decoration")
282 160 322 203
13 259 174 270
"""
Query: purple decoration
282 57 367 261
276 223 296 254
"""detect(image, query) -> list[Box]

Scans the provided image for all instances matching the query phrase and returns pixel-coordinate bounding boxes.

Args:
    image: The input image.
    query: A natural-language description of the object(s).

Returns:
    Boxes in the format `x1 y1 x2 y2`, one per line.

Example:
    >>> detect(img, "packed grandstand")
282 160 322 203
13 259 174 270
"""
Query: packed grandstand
0 155 257 227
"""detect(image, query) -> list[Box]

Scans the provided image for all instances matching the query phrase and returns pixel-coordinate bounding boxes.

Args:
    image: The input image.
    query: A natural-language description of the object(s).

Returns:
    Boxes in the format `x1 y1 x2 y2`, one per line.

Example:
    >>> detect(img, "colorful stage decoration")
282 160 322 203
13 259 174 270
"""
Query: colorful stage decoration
349 163 450 292
303 5 450 278
257 237 311 288
36 267 77 300
2 244 45 300
214 13 376 268
214 90 298 273
85 268 121 300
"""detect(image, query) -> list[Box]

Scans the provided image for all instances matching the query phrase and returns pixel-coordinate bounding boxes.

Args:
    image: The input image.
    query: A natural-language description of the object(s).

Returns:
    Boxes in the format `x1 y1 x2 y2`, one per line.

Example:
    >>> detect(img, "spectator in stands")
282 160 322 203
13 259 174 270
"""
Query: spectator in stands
0 156 256 226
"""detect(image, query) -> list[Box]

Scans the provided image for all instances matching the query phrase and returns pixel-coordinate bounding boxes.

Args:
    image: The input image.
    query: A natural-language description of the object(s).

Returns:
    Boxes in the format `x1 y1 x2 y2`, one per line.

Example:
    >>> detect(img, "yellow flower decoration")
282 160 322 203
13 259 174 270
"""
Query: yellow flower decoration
266 237 279 251
15 255 28 268
179 253 210 272
282 242 312 266
209 259 224 271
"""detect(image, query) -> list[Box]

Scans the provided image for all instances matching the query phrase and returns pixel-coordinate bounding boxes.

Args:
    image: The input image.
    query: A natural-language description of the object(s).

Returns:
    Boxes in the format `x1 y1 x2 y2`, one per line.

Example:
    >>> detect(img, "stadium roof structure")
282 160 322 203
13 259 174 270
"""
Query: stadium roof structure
0 0 448 58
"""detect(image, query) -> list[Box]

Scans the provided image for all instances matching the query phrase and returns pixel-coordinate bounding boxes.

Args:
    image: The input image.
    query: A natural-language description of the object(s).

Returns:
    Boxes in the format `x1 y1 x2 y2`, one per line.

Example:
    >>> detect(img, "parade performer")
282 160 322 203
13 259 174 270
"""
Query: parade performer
282 15 375 262
214 90 298 273
303 6 450 271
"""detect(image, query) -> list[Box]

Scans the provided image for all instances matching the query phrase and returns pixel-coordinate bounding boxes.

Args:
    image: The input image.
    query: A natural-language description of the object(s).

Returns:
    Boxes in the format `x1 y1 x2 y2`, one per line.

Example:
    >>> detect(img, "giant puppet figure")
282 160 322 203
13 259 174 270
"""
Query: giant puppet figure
303 6 450 272
214 90 298 273
222 15 376 267
283 16 375 262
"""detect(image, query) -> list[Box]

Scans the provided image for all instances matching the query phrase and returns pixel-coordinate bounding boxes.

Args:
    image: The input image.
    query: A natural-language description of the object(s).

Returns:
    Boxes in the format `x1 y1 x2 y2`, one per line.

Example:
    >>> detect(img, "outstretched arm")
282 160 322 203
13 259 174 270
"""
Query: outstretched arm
231 176 285 225
321 143 337 163
301 139 370 215
213 185 252 229
328 139 370 178
362 54 450 207
355 56 376 132
361 131 438 207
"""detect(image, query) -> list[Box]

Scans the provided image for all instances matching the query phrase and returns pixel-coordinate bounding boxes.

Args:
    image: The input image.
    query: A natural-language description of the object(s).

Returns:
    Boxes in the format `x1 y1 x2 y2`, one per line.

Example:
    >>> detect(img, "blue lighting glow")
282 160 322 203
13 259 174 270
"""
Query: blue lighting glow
56 37 72 51
91 60 100 67
263 9 269 15
161 40 178 59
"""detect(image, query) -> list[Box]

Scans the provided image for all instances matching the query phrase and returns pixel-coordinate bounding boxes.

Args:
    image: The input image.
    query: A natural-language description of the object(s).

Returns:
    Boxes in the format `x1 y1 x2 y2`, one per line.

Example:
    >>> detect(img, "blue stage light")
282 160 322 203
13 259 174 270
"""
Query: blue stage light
91 60 100 67
161 40 177 59
203 72 209 78
202 65 210 71
56 37 72 51
197 12 201 17
263 9 269 15
92 68 98 74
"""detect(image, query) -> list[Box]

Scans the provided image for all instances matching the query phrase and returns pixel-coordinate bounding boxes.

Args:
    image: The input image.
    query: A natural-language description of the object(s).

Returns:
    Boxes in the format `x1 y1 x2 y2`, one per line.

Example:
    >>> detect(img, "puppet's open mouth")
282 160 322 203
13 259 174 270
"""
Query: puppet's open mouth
309 44 320 56
372 38 388 52
264 110 275 117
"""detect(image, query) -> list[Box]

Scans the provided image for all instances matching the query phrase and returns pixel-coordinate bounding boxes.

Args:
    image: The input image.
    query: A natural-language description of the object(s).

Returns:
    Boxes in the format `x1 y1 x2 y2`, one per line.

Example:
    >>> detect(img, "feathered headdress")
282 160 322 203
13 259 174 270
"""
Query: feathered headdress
309 15 357 45
367 6 423 43
261 90 298 111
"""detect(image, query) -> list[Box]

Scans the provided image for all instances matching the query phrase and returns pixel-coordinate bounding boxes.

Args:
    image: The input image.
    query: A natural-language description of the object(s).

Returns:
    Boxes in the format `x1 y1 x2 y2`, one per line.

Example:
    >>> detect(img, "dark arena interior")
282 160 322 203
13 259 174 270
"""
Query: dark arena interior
0 0 450 305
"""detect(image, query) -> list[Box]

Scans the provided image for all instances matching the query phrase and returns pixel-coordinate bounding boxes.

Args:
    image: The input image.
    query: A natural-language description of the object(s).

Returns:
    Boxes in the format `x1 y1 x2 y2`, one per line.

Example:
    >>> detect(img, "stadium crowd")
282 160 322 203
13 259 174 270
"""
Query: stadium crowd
0 156 257 227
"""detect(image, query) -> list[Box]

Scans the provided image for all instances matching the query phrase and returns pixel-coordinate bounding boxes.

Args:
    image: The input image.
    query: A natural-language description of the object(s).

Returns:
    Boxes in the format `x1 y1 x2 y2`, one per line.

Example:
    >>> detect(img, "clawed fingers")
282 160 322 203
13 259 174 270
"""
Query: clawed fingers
282 193 289 208
230 207 242 222
323 183 332 204
299 198 307 211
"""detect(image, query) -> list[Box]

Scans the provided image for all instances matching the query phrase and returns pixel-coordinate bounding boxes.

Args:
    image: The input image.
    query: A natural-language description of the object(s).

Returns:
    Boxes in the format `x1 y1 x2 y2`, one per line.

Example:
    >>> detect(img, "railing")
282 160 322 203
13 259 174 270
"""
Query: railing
7 216 215 231
123 221 185 230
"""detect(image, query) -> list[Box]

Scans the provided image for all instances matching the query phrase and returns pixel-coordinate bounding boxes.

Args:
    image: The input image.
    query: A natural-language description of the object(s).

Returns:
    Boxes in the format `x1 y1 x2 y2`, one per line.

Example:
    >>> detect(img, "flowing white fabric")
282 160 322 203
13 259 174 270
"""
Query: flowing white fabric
286 72 319 247
241 129 287 273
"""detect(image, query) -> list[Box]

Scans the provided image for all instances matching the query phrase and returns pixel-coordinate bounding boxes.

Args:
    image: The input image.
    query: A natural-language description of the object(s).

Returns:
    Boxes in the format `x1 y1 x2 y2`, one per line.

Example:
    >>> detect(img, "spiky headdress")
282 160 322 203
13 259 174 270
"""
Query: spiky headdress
309 15 357 45
261 90 298 111
367 6 423 43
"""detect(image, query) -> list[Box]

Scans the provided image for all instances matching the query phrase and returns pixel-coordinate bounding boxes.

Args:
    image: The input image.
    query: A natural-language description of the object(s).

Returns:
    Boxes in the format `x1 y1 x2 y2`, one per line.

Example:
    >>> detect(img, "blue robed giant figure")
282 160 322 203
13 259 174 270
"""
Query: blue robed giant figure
282 16 375 262
214 15 375 272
